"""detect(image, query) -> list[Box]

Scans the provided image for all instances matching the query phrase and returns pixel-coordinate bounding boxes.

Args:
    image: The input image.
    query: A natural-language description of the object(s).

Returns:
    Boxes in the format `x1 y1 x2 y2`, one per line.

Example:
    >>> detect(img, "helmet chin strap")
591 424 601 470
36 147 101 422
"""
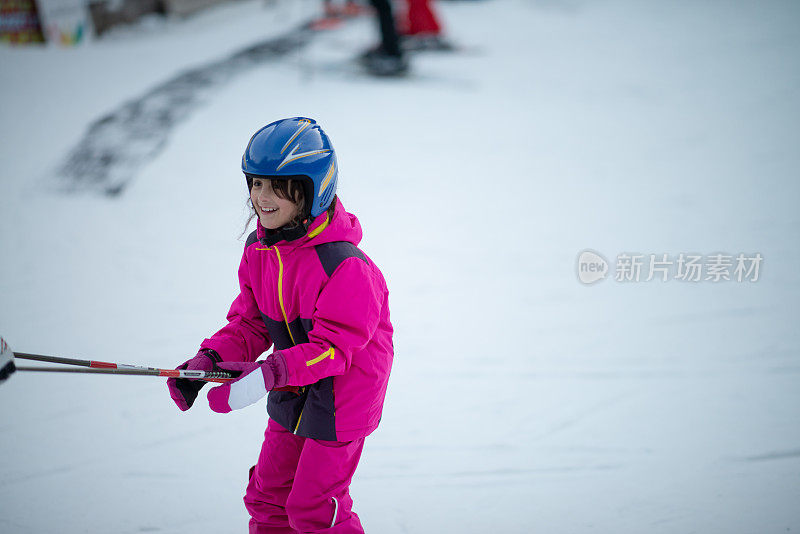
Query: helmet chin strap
256 204 315 247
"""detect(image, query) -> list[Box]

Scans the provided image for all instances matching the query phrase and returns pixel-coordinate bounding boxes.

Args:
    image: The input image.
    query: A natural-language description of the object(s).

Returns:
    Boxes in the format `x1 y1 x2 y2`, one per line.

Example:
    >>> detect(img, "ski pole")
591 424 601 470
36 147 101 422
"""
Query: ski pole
3 337 299 392
12 351 236 383
13 365 235 382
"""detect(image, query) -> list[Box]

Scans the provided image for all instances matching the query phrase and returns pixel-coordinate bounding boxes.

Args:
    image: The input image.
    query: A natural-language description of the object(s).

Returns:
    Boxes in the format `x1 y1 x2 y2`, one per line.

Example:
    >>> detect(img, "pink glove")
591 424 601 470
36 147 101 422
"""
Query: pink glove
207 353 288 413
167 349 221 411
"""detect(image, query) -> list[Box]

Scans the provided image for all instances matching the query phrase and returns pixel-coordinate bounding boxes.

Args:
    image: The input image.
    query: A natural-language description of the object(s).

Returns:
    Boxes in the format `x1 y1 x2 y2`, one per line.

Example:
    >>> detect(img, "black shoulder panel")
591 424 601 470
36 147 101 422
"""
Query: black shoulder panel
245 230 259 248
314 241 367 277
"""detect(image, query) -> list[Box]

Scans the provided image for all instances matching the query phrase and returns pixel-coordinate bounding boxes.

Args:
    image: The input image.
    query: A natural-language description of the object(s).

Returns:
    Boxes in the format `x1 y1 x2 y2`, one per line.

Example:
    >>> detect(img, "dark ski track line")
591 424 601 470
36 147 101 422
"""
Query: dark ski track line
57 20 320 197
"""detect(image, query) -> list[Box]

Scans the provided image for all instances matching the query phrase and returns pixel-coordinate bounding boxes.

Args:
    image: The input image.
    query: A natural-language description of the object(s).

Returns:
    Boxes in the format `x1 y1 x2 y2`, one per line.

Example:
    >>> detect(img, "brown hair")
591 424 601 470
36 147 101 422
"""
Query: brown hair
269 178 307 220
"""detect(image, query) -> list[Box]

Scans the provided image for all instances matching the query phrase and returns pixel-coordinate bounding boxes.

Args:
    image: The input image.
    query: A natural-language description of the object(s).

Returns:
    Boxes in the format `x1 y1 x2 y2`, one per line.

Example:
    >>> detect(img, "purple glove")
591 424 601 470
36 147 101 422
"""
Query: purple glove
167 349 221 411
207 353 288 413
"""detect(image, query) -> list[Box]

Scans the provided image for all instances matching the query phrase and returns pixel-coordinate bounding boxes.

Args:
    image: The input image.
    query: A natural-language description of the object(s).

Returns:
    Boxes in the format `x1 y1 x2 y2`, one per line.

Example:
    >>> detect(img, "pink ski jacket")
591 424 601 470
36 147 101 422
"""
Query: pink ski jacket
200 199 393 441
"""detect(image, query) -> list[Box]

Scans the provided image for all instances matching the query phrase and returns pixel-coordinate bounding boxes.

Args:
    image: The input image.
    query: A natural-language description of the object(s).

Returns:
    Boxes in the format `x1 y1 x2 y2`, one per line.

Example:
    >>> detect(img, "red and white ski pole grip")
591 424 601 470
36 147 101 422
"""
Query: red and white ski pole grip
166 369 237 381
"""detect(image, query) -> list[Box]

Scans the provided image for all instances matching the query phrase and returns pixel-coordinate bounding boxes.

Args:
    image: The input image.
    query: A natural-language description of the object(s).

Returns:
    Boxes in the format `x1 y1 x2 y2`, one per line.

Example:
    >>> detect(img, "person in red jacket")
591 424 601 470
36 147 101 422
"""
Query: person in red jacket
168 117 394 533
399 0 453 51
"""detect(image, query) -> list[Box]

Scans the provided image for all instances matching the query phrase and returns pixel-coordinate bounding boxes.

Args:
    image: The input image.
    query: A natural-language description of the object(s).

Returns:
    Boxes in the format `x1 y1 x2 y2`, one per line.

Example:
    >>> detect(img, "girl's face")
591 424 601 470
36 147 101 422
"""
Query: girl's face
250 178 300 230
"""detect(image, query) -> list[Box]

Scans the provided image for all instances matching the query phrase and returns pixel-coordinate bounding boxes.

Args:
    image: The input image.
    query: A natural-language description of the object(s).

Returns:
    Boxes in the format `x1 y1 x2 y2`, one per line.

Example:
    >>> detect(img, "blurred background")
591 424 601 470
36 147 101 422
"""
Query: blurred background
1 0 799 532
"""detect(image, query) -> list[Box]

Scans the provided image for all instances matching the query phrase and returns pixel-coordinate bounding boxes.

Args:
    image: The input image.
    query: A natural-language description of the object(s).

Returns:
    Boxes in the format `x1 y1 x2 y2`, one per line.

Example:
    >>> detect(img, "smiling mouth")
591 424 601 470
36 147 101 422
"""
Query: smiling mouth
260 207 278 213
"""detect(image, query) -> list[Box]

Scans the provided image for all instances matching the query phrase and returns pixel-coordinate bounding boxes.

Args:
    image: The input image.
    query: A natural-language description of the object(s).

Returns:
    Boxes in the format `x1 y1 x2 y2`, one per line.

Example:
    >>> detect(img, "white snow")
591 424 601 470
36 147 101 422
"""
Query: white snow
1 0 799 532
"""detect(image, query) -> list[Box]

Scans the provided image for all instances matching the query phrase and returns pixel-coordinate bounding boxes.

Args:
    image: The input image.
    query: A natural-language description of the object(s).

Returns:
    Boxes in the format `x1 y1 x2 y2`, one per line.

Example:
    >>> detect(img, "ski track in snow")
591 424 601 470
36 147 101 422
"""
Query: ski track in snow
56 21 319 197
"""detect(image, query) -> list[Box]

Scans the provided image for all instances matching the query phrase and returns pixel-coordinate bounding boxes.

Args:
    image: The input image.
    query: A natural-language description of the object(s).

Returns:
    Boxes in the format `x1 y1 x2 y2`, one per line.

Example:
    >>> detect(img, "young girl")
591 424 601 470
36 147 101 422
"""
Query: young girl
167 117 394 533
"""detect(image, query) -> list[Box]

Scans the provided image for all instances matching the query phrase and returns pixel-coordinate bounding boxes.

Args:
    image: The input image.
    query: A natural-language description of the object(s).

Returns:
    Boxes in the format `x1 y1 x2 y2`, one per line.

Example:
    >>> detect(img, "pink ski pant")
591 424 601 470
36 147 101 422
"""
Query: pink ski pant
244 419 366 533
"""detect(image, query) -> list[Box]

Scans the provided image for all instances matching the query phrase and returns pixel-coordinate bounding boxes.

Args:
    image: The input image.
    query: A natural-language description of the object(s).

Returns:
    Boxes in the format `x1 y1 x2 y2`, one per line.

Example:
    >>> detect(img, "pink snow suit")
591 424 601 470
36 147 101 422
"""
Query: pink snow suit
245 419 366 533
200 198 393 532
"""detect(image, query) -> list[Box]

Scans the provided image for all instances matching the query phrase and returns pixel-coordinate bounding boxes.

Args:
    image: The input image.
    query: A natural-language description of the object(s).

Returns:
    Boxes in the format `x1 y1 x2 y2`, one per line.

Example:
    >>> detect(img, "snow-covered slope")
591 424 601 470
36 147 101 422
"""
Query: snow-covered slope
1 0 799 532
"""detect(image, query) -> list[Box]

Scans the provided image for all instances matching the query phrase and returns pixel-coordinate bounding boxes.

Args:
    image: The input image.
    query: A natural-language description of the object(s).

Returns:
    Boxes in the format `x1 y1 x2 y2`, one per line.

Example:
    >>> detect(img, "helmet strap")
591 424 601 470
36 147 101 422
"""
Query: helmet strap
258 213 315 247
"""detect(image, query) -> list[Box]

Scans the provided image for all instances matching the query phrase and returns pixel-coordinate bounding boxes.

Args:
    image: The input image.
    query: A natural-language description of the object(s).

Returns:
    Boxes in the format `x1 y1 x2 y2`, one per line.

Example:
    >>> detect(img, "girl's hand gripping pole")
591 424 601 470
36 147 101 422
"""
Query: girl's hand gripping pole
207 354 291 413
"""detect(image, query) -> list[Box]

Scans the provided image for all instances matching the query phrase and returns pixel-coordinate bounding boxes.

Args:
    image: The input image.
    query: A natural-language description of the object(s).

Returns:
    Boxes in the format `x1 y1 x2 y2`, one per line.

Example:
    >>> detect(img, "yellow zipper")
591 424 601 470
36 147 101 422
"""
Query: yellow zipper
294 409 303 433
255 244 305 433
306 347 335 366
272 245 305 433
273 246 296 346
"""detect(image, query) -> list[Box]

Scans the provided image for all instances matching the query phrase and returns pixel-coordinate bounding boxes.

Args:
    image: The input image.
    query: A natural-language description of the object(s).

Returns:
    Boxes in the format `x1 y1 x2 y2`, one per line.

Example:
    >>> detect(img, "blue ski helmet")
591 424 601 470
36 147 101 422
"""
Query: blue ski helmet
242 117 338 218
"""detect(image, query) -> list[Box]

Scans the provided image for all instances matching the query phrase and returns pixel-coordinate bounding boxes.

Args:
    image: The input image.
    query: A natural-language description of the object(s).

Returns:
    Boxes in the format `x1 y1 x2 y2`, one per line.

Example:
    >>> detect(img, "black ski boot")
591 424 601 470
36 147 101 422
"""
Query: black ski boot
359 46 409 77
